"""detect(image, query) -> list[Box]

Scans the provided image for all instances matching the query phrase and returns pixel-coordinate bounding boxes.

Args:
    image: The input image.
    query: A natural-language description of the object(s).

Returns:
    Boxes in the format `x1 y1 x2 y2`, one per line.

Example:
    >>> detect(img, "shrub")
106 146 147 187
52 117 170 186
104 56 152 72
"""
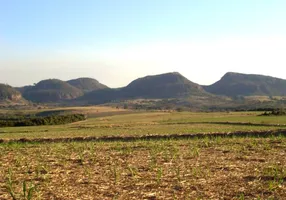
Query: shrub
0 114 86 127
260 108 286 116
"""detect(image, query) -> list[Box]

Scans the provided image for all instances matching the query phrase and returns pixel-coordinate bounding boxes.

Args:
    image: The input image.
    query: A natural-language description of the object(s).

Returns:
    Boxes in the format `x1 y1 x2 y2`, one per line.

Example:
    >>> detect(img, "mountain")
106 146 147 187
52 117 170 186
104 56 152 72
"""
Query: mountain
78 72 210 104
16 85 33 94
122 72 207 98
204 72 286 97
67 78 108 93
0 84 25 103
22 79 84 103
9 71 286 106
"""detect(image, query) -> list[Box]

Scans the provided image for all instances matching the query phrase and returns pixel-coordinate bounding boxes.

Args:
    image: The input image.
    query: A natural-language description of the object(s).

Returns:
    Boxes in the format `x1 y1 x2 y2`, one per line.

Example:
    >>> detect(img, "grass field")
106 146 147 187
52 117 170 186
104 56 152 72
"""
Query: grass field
0 107 286 199
1 111 286 141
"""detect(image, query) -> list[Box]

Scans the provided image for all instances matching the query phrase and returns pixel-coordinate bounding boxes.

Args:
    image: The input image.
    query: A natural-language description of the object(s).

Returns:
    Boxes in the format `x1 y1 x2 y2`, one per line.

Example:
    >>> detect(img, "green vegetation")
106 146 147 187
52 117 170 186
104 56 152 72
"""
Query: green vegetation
261 108 286 116
1 109 286 140
0 114 86 127
5 168 35 200
0 107 286 199
2 70 286 199
0 137 285 199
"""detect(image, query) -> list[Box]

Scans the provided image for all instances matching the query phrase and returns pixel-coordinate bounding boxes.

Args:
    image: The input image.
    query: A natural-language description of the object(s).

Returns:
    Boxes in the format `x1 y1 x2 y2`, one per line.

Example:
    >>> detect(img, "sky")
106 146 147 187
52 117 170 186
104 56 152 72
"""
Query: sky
1 0 286 87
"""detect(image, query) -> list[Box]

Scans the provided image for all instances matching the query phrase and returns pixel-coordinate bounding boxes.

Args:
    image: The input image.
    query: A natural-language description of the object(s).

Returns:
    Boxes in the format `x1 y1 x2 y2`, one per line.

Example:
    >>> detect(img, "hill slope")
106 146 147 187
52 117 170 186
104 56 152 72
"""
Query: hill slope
22 79 84 103
0 84 25 103
204 72 286 96
67 78 108 93
122 72 207 98
78 72 210 104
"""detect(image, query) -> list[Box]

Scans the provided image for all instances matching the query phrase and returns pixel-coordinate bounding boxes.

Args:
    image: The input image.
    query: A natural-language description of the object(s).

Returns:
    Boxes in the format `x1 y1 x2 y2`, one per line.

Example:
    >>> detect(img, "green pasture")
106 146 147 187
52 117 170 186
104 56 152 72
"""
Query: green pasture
1 111 286 140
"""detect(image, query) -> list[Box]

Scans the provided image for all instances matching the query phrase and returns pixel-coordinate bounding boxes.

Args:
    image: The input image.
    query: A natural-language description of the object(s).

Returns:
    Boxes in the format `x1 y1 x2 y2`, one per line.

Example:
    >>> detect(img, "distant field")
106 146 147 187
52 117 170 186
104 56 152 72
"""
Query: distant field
244 96 286 102
0 106 129 116
0 107 286 199
1 110 286 141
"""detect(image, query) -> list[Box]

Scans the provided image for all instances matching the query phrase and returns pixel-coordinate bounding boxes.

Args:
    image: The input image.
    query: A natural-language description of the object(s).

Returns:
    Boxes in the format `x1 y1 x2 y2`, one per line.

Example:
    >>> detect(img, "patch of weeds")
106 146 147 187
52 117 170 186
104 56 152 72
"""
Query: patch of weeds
6 168 17 200
5 168 36 200
113 143 133 156
262 164 285 192
121 145 133 156
13 156 22 168
22 181 36 200
191 166 203 178
189 146 200 158
174 165 181 183
237 193 245 200
263 164 285 181
268 180 281 192
149 149 158 169
110 163 121 185
35 164 49 181
156 167 163 185
127 165 138 178
199 137 212 148
84 166 92 182
170 145 179 161
262 142 272 151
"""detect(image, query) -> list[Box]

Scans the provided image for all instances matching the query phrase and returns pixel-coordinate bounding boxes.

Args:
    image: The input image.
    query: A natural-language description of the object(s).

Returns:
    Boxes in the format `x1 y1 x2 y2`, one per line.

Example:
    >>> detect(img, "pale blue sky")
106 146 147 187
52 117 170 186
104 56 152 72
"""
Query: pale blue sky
1 0 286 87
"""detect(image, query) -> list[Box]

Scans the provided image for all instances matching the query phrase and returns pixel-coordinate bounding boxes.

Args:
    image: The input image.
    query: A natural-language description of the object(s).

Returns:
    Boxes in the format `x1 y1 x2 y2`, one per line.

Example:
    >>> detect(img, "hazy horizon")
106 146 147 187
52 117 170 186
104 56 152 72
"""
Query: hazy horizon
2 70 286 89
1 0 286 87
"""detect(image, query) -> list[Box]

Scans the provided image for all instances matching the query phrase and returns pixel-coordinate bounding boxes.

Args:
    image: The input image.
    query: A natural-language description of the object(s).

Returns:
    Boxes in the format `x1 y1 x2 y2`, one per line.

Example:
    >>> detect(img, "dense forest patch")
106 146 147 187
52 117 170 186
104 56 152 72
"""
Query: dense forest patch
0 114 86 127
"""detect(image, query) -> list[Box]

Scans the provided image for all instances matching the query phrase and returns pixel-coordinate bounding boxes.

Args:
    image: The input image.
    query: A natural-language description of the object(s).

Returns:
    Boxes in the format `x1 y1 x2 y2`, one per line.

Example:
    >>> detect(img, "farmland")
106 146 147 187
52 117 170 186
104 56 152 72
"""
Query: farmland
0 107 286 199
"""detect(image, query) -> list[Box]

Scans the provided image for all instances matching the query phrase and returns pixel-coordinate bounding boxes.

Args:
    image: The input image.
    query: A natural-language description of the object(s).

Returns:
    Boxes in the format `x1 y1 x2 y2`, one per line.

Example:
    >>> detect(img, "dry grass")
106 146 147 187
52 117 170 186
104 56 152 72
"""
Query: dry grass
0 137 285 199
1 109 286 199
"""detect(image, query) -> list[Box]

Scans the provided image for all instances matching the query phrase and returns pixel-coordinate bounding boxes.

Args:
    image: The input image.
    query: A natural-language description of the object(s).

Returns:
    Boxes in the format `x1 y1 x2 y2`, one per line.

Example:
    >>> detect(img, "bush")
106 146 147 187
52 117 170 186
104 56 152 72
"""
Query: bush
260 108 286 116
0 114 86 127
176 107 184 112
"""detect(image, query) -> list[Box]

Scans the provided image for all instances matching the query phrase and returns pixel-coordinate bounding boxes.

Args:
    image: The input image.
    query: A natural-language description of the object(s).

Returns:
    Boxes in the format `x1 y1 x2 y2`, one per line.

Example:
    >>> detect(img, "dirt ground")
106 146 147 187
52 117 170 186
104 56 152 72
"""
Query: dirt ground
0 137 285 200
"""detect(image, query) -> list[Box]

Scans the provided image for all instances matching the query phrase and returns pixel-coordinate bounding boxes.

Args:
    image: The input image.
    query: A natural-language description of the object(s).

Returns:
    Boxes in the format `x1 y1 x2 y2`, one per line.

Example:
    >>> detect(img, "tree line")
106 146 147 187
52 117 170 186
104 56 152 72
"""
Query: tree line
0 114 86 127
